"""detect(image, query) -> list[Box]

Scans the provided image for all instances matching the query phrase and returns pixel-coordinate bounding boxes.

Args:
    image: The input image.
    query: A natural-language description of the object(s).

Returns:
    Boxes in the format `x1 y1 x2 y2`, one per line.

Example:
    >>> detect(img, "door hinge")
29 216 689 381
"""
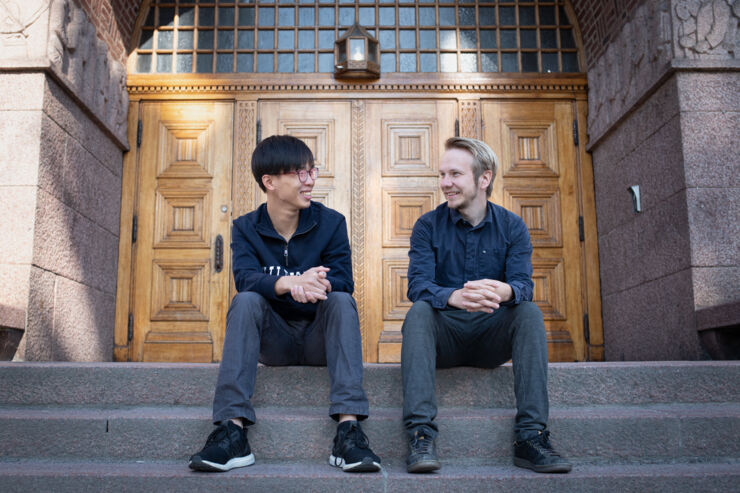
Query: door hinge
578 215 584 242
256 120 261 143
127 313 134 342
583 313 590 345
136 120 142 148
455 119 460 137
132 215 138 244
572 119 579 146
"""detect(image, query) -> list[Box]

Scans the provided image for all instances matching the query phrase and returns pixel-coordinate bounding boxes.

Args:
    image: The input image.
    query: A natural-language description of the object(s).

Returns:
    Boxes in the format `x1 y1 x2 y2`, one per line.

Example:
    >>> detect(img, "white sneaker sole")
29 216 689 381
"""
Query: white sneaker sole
329 454 381 472
189 453 255 472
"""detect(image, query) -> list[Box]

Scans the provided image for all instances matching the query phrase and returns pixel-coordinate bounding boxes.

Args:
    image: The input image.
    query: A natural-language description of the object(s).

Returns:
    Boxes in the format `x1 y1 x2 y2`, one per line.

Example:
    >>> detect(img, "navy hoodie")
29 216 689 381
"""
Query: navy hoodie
231 201 353 319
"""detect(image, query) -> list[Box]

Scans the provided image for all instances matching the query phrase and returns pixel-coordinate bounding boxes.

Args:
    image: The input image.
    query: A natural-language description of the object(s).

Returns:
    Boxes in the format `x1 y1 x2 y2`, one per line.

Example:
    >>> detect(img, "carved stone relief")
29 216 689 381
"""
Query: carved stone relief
675 0 740 58
0 0 49 59
588 0 739 143
0 0 128 145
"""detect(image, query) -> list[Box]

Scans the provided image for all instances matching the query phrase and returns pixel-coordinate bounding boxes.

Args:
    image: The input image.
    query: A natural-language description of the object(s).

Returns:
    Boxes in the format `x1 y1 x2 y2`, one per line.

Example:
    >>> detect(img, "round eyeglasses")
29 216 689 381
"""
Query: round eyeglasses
287 167 319 183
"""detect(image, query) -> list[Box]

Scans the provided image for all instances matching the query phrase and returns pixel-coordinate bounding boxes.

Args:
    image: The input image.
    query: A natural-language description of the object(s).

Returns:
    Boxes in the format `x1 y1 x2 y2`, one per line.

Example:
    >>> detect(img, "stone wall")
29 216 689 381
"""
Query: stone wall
1 0 129 144
677 71 740 311
0 0 127 361
75 0 140 64
587 0 740 360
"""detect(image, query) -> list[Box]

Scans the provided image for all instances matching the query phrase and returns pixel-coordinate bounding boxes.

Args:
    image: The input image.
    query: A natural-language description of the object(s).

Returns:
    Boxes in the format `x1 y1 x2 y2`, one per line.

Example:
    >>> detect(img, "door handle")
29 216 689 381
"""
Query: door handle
214 234 224 273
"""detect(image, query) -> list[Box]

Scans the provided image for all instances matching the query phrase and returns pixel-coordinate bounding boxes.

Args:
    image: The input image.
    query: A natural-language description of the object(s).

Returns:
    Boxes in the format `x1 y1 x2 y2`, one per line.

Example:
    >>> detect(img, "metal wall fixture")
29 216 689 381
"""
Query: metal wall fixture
628 185 642 213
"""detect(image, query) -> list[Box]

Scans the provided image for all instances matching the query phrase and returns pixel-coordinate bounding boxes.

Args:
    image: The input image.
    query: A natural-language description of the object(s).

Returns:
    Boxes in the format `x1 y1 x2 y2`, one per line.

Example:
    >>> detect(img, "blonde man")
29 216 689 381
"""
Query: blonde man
401 137 571 474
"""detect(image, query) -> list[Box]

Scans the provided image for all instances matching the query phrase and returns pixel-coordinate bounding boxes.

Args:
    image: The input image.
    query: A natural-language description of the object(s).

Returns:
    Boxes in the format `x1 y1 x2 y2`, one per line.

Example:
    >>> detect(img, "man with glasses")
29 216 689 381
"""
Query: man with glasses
189 135 381 473
401 137 571 474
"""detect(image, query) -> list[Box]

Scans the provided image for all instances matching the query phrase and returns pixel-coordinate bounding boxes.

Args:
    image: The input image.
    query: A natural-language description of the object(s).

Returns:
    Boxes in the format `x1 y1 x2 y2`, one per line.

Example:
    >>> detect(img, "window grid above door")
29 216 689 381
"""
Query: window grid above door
134 1 581 74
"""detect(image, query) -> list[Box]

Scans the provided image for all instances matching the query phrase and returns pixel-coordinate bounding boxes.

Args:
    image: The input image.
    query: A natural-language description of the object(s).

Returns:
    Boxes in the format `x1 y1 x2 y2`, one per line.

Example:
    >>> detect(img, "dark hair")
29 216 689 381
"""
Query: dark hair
251 135 315 192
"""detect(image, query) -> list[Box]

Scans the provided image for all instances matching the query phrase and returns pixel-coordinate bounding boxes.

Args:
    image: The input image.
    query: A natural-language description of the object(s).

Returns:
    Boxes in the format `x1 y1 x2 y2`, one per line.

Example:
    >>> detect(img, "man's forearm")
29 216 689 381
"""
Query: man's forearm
408 280 456 309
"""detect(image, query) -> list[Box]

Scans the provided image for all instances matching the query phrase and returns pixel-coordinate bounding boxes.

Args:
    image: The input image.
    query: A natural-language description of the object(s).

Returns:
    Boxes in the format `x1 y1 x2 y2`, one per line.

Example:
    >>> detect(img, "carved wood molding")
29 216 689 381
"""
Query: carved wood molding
233 101 256 218
128 82 587 94
458 100 480 139
351 99 367 342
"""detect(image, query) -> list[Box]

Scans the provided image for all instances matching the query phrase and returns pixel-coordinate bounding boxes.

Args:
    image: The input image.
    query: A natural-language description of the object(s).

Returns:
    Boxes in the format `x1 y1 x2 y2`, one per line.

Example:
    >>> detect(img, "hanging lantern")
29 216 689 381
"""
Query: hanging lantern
334 23 380 79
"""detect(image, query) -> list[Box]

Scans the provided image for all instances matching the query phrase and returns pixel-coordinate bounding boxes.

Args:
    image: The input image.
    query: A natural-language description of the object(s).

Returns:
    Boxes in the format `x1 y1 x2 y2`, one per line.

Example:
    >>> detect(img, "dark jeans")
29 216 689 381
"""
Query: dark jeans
212 291 369 425
401 300 549 442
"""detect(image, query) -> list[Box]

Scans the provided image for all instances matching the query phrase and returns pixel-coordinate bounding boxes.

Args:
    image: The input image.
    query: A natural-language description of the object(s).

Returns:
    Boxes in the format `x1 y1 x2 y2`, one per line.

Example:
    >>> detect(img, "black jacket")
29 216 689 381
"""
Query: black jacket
231 201 353 319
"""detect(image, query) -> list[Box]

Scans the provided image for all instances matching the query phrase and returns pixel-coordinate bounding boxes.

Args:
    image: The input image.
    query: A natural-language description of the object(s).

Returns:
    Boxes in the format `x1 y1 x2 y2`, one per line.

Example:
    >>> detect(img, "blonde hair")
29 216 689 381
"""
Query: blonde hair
444 137 498 197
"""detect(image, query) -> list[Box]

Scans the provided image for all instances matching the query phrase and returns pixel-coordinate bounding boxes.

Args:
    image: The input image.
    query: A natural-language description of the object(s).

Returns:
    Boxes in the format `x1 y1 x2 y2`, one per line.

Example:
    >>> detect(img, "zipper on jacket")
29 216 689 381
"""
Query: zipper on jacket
283 243 289 267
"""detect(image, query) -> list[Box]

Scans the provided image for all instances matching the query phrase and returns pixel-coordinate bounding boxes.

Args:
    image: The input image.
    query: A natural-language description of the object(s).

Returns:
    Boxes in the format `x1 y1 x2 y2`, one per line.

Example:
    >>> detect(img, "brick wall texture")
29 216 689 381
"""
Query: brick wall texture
84 0 643 68
571 0 644 68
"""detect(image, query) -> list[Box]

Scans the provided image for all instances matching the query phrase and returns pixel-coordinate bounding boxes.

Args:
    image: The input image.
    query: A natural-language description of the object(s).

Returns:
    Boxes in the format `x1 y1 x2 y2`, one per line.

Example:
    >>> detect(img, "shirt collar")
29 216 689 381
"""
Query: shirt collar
449 202 493 229
255 203 316 238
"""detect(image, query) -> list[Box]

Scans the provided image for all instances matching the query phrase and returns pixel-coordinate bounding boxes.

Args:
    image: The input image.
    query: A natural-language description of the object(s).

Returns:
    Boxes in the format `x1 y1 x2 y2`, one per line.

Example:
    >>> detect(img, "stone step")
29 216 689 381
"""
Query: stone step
1 361 738 408
1 403 738 464
1 460 738 493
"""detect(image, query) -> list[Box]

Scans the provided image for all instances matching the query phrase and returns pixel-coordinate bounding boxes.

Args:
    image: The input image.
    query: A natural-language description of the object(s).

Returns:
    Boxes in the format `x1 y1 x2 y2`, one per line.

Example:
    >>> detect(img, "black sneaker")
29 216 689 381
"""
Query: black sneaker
513 430 572 473
329 420 381 472
406 427 441 473
189 421 255 472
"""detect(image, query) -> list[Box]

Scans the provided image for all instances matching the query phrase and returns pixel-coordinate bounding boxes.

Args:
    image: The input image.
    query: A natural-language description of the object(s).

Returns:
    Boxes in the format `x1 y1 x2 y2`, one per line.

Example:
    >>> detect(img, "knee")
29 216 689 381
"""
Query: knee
324 291 356 310
510 301 545 333
407 300 435 318
231 291 268 310
402 301 436 337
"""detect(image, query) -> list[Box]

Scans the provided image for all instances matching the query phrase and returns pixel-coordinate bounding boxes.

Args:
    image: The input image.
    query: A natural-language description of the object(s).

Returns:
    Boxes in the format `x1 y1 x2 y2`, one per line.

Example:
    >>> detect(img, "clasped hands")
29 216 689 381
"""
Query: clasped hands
274 266 332 304
447 279 513 313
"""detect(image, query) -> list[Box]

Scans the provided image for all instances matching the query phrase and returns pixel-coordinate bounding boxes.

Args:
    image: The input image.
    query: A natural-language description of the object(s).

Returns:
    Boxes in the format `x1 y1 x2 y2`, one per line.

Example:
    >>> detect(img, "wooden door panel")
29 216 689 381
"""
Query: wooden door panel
382 258 412 321
500 121 559 177
503 185 562 247
382 120 439 176
150 259 210 321
531 258 568 320
382 189 437 248
132 101 233 362
484 100 585 361
154 187 211 248
157 122 215 178
365 100 456 363
279 121 336 176
258 101 352 230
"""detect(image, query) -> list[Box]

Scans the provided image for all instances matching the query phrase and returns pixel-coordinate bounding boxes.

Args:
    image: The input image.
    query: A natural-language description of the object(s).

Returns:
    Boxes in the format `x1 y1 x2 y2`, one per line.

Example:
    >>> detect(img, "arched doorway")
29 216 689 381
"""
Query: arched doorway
115 0 603 363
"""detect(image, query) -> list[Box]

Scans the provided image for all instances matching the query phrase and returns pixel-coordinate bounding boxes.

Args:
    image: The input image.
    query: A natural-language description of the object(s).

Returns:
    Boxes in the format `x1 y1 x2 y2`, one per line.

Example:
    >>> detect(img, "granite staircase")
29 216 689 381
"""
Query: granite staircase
0 361 739 492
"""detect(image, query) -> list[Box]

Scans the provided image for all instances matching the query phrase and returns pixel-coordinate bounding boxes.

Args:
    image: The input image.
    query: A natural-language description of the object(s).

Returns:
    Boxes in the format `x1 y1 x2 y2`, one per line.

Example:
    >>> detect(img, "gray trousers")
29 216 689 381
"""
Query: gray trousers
212 291 369 425
401 300 549 442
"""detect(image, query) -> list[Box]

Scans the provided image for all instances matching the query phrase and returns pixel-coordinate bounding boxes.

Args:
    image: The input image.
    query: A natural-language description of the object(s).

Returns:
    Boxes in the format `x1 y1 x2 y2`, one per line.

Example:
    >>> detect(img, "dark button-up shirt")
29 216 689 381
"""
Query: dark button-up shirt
407 202 534 309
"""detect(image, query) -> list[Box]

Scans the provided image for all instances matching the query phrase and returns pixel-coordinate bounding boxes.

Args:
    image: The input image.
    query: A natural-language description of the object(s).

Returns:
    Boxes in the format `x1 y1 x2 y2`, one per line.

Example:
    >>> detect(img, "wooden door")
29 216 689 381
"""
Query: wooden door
364 100 457 363
131 101 233 362
257 101 353 223
483 100 585 361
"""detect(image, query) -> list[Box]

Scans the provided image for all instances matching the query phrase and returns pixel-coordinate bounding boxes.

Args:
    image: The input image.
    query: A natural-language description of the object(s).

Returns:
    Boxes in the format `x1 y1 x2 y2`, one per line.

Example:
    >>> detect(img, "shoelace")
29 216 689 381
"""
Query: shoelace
343 423 370 450
205 424 240 449
411 433 434 455
529 431 563 458
204 426 229 447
